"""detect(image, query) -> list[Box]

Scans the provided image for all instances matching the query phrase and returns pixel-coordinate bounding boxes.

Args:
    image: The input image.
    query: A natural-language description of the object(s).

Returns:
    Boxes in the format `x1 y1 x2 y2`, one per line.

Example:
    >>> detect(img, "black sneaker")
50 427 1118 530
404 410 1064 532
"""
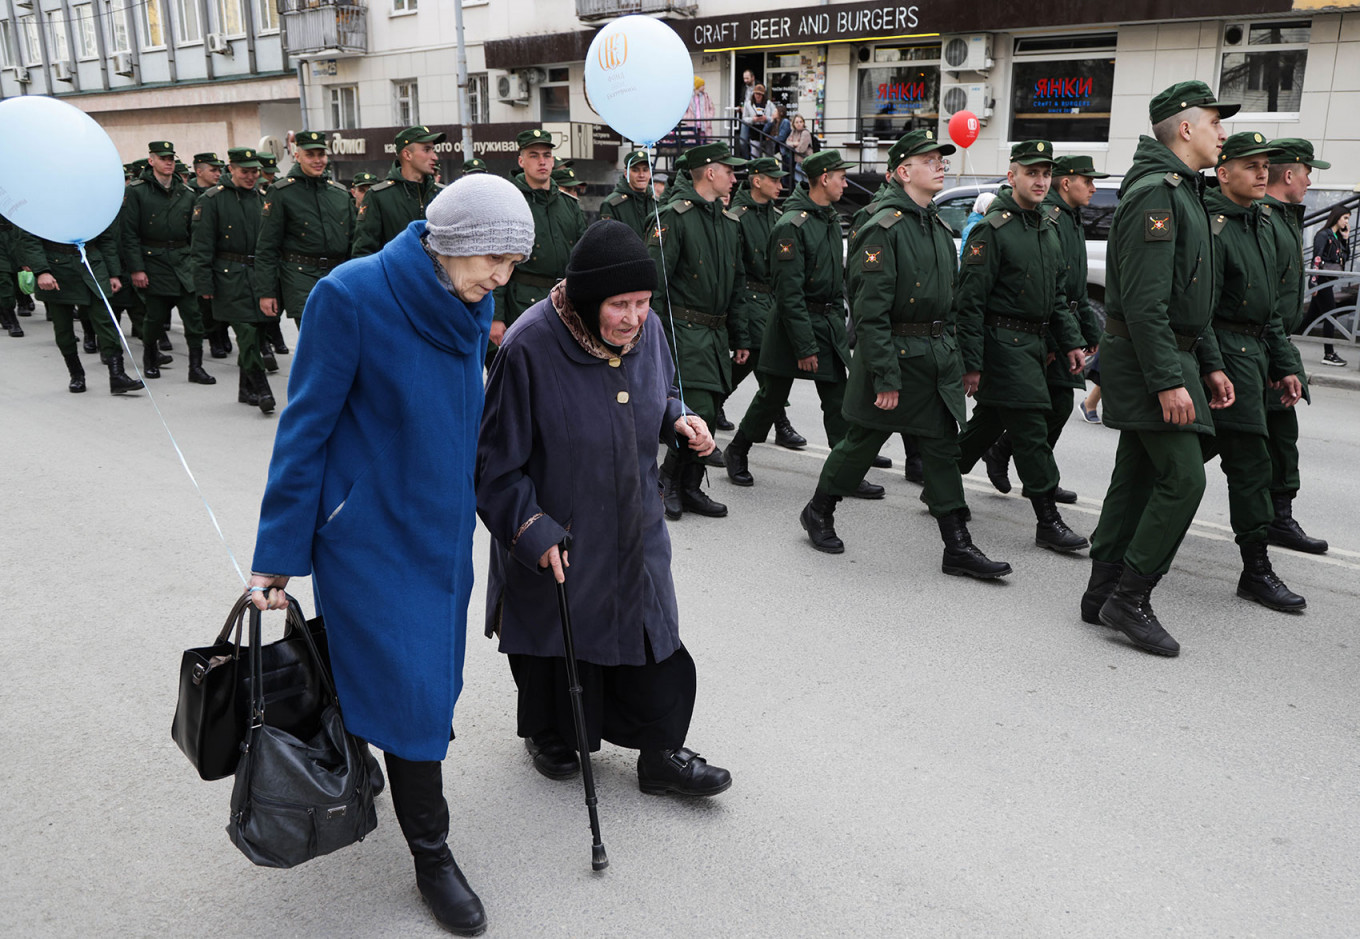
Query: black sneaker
1322 352 1347 367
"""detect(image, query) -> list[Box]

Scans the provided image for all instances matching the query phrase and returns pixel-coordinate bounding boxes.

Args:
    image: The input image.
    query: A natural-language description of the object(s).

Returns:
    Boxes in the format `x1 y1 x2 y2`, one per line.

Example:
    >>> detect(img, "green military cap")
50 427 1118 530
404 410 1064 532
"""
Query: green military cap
887 128 956 169
351 171 379 187
257 152 278 169
394 125 446 149
133 158 149 171
1009 140 1056 166
1149 81 1240 124
123 162 137 177
684 141 746 168
461 157 487 175
516 128 556 150
1216 131 1282 166
227 146 263 168
552 167 585 188
294 130 328 150
193 151 225 167
802 149 850 179
1267 137 1331 169
1054 154 1111 178
148 140 175 156
674 153 689 172
174 160 190 176
625 148 650 168
745 156 788 179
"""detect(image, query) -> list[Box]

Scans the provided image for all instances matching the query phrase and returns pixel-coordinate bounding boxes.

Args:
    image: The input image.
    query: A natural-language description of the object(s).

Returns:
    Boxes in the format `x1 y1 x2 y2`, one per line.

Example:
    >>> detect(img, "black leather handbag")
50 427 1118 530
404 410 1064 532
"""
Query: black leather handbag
172 593 332 781
226 596 378 869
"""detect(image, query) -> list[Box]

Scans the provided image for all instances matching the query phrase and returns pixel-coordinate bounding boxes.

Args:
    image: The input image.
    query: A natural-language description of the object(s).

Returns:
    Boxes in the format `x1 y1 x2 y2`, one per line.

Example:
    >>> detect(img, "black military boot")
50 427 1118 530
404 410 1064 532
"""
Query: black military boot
1030 491 1089 552
1080 559 1124 625
107 355 144 395
250 370 276 414
64 352 86 393
774 411 807 449
260 334 279 373
849 478 885 499
701 444 726 468
800 488 844 554
1027 483 1078 503
982 435 1013 493
725 429 754 486
659 449 683 520
902 435 925 484
1266 492 1328 554
207 330 228 359
267 320 289 354
187 347 217 384
237 369 259 407
220 326 234 355
714 405 734 431
384 754 488 937
680 462 727 517
637 747 732 797
1237 541 1306 612
871 454 892 468
1 307 23 337
158 335 173 352
937 510 1011 579
80 316 98 354
1099 568 1179 657
16 293 34 316
142 344 161 379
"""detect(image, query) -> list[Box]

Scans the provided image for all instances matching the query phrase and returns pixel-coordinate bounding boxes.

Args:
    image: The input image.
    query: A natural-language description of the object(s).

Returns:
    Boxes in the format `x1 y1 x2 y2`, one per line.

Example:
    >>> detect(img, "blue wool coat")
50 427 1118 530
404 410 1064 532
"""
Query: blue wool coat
476 293 685 667
252 221 492 761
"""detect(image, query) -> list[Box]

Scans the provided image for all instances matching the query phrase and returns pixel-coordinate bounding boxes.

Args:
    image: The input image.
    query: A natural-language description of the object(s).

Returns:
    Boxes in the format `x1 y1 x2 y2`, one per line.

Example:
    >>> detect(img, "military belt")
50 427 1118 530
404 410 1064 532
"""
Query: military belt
1104 316 1201 352
40 241 81 256
808 300 842 316
1212 318 1266 339
216 251 255 266
673 307 728 330
891 320 954 338
512 271 558 290
142 239 189 250
745 278 772 294
282 251 348 269
984 313 1047 335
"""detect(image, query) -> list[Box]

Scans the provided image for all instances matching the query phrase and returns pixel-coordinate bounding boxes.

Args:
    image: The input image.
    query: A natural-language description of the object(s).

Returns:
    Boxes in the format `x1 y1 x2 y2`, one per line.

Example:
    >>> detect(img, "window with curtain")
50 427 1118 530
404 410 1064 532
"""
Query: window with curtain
0 20 14 69
47 8 71 63
177 0 201 44
256 0 279 33
394 80 419 126
467 73 489 124
142 0 165 49
73 4 99 59
19 14 42 65
105 0 131 54
329 86 359 130
216 0 246 38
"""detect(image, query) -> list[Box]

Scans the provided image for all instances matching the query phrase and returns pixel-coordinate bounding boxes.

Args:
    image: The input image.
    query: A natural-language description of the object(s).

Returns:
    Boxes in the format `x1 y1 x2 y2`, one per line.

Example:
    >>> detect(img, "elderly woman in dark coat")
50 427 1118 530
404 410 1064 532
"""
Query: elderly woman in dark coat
476 220 733 798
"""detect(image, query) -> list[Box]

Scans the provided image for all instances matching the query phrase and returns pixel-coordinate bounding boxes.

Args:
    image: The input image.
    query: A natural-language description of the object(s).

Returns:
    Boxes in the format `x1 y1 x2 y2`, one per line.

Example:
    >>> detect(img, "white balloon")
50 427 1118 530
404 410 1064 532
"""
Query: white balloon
585 16 693 147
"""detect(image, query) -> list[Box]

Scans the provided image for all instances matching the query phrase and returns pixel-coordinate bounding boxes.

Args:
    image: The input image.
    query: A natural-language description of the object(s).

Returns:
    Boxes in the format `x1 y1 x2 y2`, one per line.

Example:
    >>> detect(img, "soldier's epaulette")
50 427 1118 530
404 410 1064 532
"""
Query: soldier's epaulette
269 177 297 191
771 205 783 217
1210 212 1229 236
201 184 224 199
787 210 811 228
1163 172 1184 188
127 178 146 188
604 192 629 207
722 207 743 222
877 209 906 229
987 210 1014 229
1045 205 1062 222
1259 203 1273 218
327 180 349 193
672 199 695 215
369 180 396 193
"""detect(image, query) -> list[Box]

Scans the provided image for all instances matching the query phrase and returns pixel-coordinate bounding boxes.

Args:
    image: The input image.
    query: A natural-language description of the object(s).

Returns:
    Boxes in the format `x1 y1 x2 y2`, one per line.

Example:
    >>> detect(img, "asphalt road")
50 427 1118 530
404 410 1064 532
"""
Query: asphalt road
2 314 1358 938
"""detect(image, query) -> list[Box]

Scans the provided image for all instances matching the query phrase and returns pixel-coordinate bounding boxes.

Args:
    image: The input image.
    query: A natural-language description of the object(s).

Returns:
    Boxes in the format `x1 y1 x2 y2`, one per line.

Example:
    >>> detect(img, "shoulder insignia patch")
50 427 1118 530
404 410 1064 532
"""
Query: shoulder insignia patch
648 224 666 244
370 180 395 193
729 204 749 219
1163 172 1183 188
861 245 884 272
987 211 1012 230
192 205 202 221
673 200 694 215
262 201 273 217
877 210 904 230
965 241 986 264
776 237 796 260
1145 211 1174 242
1209 213 1228 236
358 203 368 218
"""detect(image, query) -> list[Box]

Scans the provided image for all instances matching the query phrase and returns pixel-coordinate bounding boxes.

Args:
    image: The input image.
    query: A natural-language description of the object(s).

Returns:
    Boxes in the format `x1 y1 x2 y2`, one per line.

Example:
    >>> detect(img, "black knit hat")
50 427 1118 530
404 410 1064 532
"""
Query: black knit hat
566 220 656 339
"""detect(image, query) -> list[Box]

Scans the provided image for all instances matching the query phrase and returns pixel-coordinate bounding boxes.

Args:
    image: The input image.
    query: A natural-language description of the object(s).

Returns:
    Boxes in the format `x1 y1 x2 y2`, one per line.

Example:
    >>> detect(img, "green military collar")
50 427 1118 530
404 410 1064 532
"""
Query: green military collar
989 186 1049 228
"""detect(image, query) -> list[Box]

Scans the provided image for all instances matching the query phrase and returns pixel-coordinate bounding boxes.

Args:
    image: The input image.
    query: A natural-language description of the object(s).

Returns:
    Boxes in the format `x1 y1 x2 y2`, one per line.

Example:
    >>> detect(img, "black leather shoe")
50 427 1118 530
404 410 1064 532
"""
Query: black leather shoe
157 351 173 366
701 445 726 468
64 352 86 393
725 430 754 486
938 510 1011 579
1081 559 1124 625
107 355 144 395
903 454 925 484
983 437 1013 493
267 322 289 354
1053 486 1077 504
261 348 279 373
800 489 844 553
1031 492 1089 552
1099 568 1178 656
16 295 34 315
660 450 683 520
849 478 885 500
680 462 727 517
774 414 807 449
871 454 892 469
1266 493 1328 554
637 747 732 797
714 406 734 431
1237 542 1306 612
524 733 580 780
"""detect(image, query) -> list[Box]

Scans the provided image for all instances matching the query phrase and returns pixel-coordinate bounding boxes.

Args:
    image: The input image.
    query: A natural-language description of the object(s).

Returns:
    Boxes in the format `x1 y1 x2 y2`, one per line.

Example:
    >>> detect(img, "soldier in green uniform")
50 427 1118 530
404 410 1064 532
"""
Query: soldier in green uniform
192 147 276 414
352 125 446 258
460 157 487 176
662 153 696 206
599 149 657 241
802 130 1011 576
190 152 231 359
256 153 279 194
1260 138 1330 555
489 129 587 350
1081 82 1237 657
350 171 379 206
190 152 224 196
120 140 215 384
255 131 355 327
551 166 588 201
725 150 885 503
0 215 27 338
954 140 1088 553
645 141 748 519
1202 132 1307 611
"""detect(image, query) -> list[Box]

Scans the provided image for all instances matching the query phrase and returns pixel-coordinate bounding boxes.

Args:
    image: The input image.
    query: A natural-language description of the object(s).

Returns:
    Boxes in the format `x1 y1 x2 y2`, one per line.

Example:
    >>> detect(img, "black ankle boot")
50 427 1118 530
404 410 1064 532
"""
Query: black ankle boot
1080 559 1124 625
267 320 289 354
637 747 731 797
659 449 683 520
1099 568 1178 656
1266 492 1328 554
237 369 259 406
158 335 173 352
142 344 161 379
1030 492 1089 552
903 434 924 483
220 326 234 355
384 754 488 937
187 347 216 384
937 510 1011 579
800 488 844 553
249 370 276 414
524 732 580 780
82 331 98 354
724 430 754 486
714 405 734 431
208 332 228 359
2 307 24 337
774 412 807 449
64 352 86 393
107 355 144 395
680 461 727 517
849 477 885 499
1237 541 1306 612
982 434 1013 493
260 334 279 372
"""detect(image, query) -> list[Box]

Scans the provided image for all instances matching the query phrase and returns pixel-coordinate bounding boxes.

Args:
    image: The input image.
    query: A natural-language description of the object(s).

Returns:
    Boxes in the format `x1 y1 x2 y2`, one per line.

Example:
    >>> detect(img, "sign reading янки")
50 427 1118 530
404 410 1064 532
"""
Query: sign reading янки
686 2 925 51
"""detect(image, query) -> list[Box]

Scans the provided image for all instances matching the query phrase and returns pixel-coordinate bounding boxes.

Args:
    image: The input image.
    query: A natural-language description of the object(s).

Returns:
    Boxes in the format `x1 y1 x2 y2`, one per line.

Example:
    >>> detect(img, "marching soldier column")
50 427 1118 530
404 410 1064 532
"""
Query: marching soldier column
351 125 446 258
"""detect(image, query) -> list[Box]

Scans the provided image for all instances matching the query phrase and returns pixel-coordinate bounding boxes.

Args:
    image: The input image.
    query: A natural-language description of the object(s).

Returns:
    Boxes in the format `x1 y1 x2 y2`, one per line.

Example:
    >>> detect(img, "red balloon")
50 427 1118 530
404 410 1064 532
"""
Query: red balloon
949 110 980 149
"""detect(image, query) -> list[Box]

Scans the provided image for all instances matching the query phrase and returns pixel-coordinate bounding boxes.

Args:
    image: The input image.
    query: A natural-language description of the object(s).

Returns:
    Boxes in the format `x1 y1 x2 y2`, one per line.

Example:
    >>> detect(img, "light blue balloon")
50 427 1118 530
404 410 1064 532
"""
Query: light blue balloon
585 16 693 148
0 95 124 244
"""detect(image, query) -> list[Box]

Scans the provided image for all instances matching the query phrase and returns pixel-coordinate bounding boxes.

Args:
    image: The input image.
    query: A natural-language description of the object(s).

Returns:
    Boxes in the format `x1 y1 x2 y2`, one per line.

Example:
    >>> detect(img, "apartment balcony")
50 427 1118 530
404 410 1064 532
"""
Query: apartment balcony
280 1 368 56
575 0 697 22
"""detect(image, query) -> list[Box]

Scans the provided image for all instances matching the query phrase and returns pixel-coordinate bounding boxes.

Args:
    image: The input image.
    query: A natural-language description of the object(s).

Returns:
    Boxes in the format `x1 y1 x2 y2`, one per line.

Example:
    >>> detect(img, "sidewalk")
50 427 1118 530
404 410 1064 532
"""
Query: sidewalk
1295 335 1360 391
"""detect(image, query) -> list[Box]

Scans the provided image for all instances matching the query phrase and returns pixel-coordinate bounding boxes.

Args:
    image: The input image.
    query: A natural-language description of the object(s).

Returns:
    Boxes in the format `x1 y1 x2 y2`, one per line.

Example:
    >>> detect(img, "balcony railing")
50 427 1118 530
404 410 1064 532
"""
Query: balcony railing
575 0 697 22
280 1 368 56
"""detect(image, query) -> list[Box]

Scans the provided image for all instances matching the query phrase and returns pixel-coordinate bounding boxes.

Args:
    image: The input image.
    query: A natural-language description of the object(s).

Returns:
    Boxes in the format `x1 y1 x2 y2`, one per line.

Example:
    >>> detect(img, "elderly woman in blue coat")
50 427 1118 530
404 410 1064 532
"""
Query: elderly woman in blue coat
246 174 534 937
476 220 733 798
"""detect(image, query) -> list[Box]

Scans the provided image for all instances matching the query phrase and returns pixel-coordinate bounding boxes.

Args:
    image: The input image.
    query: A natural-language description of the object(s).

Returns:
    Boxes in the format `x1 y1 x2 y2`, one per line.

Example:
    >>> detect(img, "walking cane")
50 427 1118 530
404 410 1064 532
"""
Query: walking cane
554 536 609 871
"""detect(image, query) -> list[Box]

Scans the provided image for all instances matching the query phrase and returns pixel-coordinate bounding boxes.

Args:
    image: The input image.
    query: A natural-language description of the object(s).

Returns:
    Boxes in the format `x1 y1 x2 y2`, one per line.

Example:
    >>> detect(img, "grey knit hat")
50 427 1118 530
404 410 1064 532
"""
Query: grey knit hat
425 174 535 258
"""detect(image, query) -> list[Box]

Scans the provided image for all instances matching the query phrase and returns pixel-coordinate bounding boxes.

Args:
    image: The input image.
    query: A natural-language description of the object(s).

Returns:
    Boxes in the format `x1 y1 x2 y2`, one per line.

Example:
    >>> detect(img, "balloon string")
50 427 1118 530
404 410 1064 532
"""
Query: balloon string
78 243 248 586
647 148 689 450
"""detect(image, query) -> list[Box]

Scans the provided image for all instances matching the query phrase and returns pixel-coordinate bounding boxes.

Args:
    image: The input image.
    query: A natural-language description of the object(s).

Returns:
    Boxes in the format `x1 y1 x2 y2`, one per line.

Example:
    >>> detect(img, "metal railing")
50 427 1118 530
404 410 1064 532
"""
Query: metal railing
575 0 696 20
279 1 367 55
1302 269 1359 349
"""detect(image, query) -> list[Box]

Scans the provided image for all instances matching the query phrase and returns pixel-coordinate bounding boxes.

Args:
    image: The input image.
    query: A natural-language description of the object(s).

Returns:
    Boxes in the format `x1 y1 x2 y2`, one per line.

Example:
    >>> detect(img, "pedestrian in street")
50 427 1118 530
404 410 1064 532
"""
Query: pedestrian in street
352 125 446 258
190 152 233 360
0 214 28 338
1081 82 1237 657
954 140 1088 553
786 114 813 185
350 171 379 206
551 166 587 201
1307 204 1350 368
256 153 278 193
189 152 224 196
737 69 757 158
743 84 776 159
598 149 657 242
246 173 534 937
460 157 487 177
476 219 732 799
957 191 996 258
682 75 716 143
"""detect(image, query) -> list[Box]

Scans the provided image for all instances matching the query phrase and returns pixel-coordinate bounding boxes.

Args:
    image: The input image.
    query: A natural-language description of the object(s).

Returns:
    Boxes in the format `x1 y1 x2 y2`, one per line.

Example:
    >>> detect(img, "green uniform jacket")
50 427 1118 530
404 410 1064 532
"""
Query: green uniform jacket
191 177 264 324
1041 188 1103 389
1260 194 1309 409
847 182 893 247
119 174 197 297
647 191 745 393
662 172 696 207
0 215 30 277
351 165 441 257
26 226 120 306
955 186 1082 409
492 174 587 327
760 186 849 382
254 164 355 316
597 175 657 243
727 186 781 351
844 183 966 436
1099 137 1225 434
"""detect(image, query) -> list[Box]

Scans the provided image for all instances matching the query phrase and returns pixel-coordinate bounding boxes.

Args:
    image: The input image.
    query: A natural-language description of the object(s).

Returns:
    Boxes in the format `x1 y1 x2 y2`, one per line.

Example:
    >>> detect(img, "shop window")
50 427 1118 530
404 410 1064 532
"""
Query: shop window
857 44 942 140
1009 56 1115 143
329 85 359 130
1219 21 1309 115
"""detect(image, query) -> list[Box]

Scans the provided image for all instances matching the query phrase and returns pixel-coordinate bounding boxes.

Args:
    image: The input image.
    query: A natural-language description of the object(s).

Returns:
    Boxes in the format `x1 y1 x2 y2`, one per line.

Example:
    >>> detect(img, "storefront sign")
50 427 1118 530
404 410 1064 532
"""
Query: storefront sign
687 2 924 51
321 122 622 164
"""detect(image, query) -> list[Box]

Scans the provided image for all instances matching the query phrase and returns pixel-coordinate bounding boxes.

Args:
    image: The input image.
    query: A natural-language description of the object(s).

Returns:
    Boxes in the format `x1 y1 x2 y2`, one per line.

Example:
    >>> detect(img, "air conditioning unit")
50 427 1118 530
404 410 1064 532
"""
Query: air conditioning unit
206 32 232 55
112 52 134 76
53 60 75 82
13 0 34 8
495 71 530 105
13 66 31 83
941 34 993 73
1223 23 1248 47
940 82 993 122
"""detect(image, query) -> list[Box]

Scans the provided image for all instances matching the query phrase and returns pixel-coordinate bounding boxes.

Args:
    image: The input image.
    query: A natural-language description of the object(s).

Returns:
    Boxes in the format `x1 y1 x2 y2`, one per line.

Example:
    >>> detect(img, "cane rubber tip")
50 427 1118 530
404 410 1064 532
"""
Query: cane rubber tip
592 845 609 871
